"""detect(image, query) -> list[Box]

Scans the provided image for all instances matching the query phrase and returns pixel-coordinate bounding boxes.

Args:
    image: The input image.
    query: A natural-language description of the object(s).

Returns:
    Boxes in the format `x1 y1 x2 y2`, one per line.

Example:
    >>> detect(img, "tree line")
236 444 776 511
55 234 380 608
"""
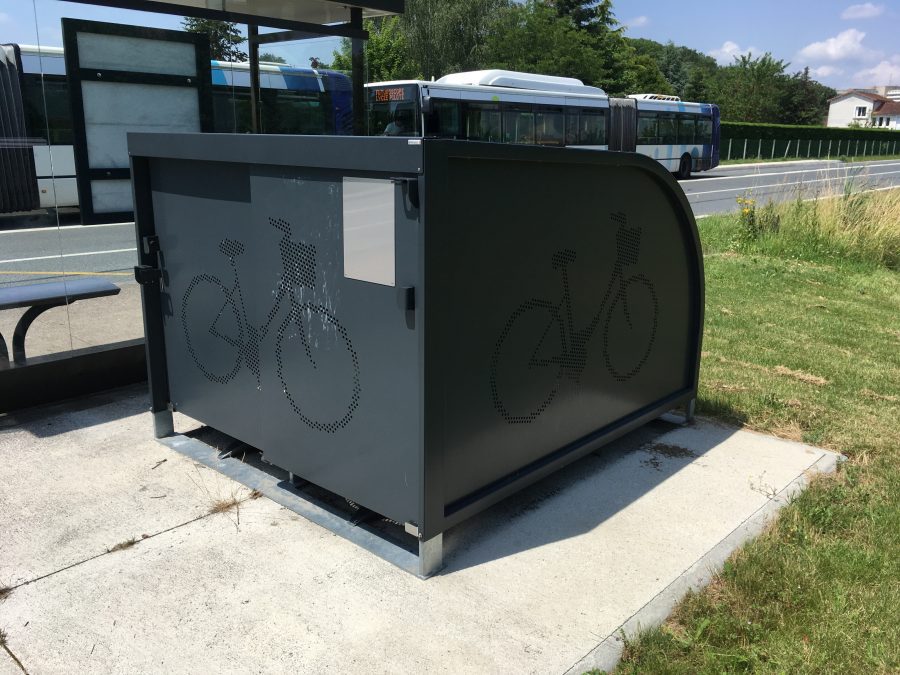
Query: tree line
185 1 837 125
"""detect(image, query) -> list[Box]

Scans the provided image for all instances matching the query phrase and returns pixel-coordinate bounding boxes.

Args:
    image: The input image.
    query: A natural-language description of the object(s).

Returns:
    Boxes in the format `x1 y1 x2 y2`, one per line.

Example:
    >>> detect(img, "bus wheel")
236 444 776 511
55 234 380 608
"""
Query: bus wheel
676 154 692 180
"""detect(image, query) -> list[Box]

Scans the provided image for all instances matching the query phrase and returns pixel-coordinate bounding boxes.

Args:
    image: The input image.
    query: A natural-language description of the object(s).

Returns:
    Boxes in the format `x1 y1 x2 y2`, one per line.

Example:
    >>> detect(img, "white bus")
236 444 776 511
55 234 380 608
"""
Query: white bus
366 70 720 178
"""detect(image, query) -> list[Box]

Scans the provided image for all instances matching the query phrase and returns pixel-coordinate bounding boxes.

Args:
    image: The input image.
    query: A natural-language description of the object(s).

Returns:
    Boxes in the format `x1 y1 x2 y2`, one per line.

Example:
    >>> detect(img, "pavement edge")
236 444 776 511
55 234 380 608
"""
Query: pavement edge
563 446 845 675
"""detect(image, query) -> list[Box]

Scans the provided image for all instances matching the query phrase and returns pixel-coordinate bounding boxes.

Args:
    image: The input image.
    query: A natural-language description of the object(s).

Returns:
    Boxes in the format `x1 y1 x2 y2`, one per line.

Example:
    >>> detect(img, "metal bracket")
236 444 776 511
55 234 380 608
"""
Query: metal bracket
142 235 160 255
391 176 420 210
134 265 162 286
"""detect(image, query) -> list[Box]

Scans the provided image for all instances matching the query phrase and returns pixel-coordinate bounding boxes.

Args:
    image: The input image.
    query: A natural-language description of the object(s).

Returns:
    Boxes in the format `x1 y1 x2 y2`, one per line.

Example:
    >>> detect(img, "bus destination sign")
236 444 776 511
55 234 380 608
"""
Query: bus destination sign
374 87 407 103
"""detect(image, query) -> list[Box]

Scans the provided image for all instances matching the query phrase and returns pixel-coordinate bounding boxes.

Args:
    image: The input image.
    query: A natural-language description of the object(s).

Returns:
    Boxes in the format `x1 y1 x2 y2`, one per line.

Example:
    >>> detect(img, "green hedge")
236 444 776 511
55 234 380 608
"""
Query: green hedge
721 121 898 142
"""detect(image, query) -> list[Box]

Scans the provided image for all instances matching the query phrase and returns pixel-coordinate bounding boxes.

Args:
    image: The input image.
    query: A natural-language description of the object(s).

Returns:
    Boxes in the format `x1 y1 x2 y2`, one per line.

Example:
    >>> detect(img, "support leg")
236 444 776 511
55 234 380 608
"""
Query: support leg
418 533 443 578
0 332 8 366
153 409 174 438
13 303 63 365
685 397 696 424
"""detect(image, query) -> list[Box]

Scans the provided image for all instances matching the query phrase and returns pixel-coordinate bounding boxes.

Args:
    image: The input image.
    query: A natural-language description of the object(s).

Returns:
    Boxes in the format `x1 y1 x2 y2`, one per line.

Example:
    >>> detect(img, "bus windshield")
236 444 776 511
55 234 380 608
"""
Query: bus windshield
367 85 420 136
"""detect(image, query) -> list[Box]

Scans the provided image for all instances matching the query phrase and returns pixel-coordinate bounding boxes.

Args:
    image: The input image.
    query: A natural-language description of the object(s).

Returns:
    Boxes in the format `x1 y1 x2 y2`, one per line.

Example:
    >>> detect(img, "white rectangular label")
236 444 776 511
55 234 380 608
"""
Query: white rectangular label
342 177 395 287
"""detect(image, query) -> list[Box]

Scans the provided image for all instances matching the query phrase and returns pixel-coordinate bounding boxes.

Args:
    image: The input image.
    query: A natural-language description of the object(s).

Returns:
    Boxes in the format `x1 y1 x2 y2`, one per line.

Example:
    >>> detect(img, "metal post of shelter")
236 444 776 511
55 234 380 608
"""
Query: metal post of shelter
350 7 365 135
248 23 260 134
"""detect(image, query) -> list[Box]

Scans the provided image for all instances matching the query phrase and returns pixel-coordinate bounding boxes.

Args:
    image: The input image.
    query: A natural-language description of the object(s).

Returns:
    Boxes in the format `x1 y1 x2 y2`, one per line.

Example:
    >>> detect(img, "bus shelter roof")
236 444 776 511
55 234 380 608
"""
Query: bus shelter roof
67 0 403 32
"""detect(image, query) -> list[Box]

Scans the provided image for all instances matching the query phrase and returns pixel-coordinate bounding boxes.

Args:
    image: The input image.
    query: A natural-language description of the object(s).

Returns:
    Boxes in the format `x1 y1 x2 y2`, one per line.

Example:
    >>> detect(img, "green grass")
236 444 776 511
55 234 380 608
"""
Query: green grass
605 190 900 674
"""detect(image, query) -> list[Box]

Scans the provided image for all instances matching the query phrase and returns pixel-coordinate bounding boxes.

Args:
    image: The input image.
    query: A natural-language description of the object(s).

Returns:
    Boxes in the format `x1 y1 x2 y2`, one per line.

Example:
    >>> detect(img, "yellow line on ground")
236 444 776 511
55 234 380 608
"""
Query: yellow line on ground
0 270 130 276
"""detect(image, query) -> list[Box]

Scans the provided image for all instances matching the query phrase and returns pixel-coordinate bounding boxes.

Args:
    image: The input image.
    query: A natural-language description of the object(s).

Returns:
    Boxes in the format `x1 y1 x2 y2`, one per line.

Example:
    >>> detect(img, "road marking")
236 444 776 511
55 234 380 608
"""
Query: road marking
685 170 900 197
682 161 900 183
0 247 136 265
0 221 133 235
0 270 130 276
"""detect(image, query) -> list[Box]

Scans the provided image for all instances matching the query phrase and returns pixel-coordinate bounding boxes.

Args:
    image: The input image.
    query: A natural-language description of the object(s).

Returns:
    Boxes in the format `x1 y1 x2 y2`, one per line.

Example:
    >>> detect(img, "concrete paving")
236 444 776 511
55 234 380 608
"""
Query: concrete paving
0 386 841 674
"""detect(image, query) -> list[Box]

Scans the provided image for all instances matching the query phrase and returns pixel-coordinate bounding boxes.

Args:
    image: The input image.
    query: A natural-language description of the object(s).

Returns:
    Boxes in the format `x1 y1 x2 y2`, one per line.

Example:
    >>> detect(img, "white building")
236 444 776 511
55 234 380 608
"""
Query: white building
827 89 900 129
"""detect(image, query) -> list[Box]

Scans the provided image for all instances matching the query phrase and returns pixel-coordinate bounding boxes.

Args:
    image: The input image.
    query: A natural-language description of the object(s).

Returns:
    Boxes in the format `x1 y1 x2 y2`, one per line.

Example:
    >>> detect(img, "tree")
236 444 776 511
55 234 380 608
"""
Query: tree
780 67 836 125
259 52 287 64
331 16 419 80
484 1 607 87
709 53 789 122
549 0 617 34
181 18 246 62
402 0 507 80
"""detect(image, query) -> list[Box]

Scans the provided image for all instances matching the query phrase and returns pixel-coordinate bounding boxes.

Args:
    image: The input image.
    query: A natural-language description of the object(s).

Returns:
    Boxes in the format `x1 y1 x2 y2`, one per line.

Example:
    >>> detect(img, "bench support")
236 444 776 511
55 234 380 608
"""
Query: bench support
12 303 65 365
0 301 69 367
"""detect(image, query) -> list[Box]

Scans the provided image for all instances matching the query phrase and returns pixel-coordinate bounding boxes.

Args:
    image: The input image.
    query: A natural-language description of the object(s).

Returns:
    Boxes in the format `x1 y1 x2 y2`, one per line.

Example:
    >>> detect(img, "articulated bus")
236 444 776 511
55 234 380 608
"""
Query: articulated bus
366 70 720 178
0 43 352 214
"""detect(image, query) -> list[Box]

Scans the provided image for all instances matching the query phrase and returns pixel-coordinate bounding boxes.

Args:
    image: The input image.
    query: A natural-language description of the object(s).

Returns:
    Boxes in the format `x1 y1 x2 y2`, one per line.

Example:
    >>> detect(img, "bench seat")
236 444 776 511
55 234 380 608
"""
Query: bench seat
0 278 121 366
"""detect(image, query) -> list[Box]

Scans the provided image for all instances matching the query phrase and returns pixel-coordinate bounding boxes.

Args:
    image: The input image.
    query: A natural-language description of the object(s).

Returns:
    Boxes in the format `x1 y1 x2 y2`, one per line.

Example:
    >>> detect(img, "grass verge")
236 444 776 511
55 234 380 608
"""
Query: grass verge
720 154 900 165
609 189 900 673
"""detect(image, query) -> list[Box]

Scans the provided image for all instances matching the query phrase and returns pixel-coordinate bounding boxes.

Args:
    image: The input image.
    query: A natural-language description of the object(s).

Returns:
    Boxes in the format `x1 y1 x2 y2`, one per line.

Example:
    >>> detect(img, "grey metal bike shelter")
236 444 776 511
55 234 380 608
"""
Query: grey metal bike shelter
130 134 704 576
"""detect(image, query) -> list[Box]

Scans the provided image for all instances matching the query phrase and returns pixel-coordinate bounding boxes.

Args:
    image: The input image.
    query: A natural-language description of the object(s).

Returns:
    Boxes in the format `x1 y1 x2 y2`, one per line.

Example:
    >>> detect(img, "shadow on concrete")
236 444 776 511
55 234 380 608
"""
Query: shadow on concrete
440 418 741 574
3 383 745 574
182 412 743 575
0 382 148 437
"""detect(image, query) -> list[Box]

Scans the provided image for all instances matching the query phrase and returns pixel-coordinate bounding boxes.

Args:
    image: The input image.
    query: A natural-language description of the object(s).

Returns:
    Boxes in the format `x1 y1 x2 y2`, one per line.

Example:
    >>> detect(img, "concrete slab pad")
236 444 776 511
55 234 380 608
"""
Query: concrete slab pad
0 387 209 585
0 388 840 673
0 650 24 675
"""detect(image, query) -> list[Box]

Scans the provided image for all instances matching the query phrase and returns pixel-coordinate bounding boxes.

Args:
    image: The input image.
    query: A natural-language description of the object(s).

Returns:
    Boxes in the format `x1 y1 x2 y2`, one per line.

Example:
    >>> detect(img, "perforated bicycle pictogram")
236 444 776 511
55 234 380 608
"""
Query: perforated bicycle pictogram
180 217 361 433
489 212 659 424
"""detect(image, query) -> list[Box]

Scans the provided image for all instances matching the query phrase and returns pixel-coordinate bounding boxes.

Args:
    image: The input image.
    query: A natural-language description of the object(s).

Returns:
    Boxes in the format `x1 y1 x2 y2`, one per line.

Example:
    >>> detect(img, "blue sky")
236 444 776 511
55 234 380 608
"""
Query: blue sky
1 0 898 89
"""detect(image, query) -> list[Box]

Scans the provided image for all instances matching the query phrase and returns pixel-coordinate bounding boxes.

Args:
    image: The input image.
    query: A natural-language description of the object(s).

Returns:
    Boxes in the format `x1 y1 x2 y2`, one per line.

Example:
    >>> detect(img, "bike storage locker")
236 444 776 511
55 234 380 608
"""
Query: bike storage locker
130 134 704 576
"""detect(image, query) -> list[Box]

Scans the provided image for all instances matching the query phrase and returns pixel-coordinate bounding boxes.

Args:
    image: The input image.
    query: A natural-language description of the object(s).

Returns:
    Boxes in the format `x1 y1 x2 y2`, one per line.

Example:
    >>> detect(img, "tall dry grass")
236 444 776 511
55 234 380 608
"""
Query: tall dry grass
735 186 900 269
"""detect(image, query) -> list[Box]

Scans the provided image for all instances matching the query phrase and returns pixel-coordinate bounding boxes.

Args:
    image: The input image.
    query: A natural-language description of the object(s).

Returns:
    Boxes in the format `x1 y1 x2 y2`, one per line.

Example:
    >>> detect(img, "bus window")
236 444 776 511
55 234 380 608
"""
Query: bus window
535 107 564 146
696 117 713 144
565 110 579 145
580 109 606 145
678 116 696 144
263 89 327 135
367 84 420 136
425 99 461 138
503 105 535 144
658 114 677 144
465 102 501 141
637 112 658 145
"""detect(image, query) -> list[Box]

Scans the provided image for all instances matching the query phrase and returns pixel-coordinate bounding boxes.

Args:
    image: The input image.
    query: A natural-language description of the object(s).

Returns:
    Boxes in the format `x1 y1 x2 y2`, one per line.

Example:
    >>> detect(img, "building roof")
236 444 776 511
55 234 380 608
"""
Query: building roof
828 89 890 103
872 99 900 116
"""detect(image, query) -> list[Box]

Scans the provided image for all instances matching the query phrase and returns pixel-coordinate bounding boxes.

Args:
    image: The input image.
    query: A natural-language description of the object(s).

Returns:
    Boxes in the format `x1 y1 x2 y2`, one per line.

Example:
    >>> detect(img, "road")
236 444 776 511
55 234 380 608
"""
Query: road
1 158 899 287
682 158 900 217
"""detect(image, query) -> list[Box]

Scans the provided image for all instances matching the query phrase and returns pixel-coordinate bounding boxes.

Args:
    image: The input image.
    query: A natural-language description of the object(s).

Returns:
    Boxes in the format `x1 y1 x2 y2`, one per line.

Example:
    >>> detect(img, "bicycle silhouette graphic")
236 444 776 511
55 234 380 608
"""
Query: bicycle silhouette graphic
180 217 361 433
489 212 658 424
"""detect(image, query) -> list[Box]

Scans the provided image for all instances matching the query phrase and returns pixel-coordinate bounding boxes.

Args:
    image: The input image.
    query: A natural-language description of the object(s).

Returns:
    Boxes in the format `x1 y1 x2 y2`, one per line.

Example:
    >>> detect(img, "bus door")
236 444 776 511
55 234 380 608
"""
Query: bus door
0 44 40 214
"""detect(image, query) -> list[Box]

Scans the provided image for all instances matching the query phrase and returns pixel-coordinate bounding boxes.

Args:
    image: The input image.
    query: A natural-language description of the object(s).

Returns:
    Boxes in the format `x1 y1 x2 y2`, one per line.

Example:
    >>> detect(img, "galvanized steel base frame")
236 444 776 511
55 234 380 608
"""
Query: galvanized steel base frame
132 135 704 578
153 410 443 577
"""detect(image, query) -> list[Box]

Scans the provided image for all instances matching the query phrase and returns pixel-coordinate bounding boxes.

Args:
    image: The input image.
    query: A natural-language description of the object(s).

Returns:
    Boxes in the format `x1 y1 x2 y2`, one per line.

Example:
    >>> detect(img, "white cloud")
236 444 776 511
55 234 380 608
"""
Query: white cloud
841 3 885 19
810 65 844 77
626 15 649 28
853 55 900 84
798 29 879 62
708 41 759 65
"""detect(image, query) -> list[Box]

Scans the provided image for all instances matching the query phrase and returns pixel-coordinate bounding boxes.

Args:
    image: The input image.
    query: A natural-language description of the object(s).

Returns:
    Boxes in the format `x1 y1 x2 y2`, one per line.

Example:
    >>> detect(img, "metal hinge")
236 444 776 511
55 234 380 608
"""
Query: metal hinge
134 264 162 285
142 235 160 255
